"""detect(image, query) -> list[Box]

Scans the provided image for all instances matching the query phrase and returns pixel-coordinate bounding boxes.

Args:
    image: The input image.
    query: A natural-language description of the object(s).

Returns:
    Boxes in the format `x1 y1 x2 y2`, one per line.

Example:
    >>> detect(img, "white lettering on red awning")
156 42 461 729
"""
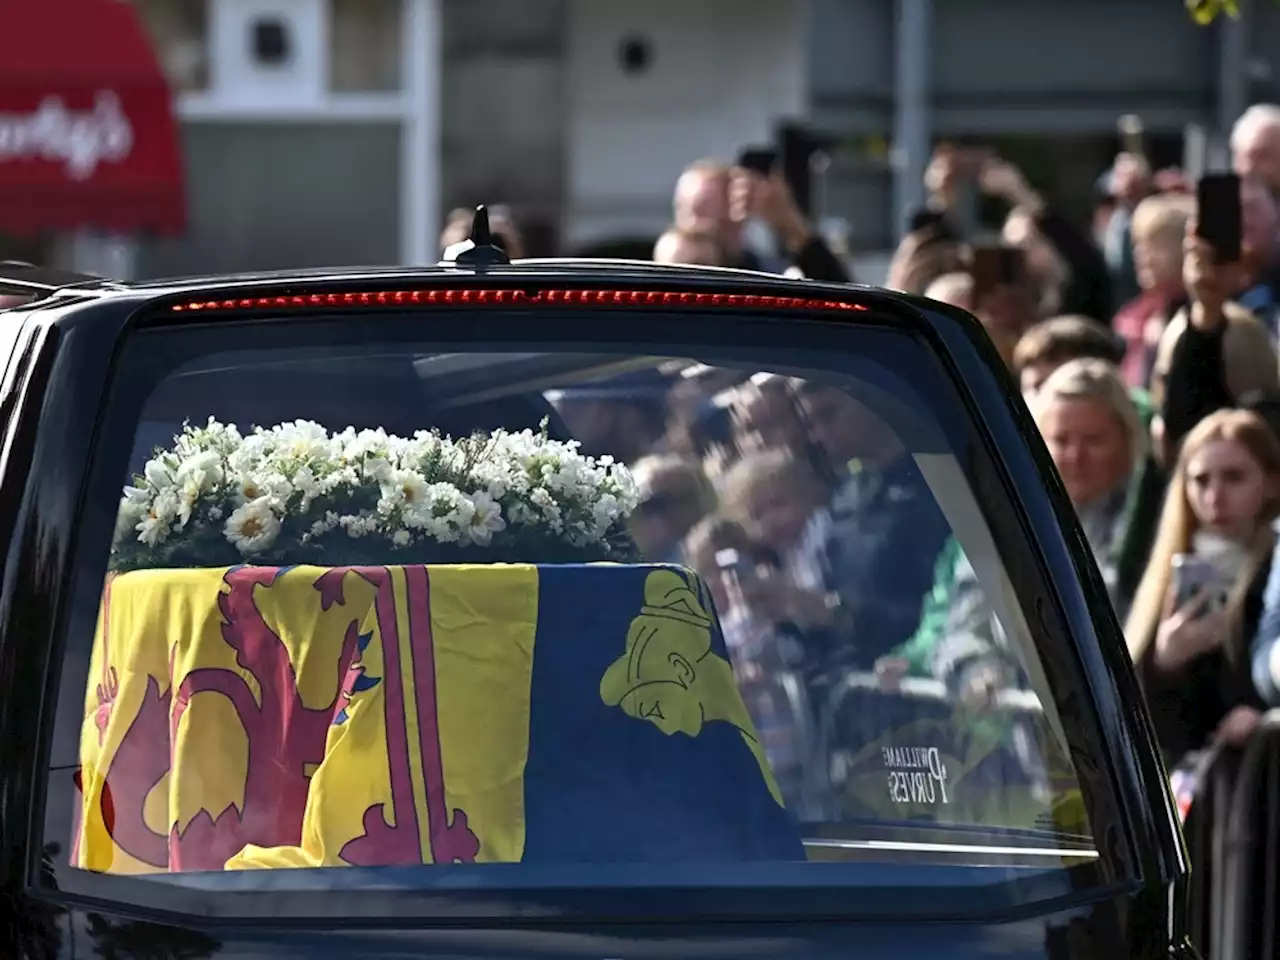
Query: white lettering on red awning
0 90 134 181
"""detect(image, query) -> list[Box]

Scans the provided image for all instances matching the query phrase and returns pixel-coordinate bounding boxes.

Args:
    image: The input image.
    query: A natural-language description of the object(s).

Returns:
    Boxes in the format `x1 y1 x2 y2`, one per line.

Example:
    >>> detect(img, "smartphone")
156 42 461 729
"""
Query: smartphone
737 146 777 176
969 244 1026 302
1171 553 1229 615
1196 172 1243 263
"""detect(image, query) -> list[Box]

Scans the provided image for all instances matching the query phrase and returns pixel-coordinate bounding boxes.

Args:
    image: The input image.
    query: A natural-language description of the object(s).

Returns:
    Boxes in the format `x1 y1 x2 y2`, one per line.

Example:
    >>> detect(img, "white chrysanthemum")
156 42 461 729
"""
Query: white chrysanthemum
224 497 281 554
230 471 265 504
136 488 179 546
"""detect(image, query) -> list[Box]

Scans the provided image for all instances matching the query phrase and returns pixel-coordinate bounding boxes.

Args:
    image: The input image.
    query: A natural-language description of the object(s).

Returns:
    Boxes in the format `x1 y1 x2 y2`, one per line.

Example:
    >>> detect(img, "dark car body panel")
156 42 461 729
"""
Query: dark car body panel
0 263 1189 958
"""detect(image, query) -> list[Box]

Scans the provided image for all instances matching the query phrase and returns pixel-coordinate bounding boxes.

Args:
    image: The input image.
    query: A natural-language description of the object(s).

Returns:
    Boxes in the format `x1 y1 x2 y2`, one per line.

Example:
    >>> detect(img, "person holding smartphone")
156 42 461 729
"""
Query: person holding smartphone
1151 174 1280 461
1126 409 1280 759
669 154 851 282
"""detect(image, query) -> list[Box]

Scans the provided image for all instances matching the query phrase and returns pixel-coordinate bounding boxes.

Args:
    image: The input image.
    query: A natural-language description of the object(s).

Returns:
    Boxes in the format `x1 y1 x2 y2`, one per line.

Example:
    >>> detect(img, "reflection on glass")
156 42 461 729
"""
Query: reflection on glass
52 341 1096 893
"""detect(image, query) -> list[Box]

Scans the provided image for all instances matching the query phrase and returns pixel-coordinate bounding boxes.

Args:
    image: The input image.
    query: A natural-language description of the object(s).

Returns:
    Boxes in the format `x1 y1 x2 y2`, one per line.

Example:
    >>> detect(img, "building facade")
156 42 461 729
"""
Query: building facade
5 0 1271 279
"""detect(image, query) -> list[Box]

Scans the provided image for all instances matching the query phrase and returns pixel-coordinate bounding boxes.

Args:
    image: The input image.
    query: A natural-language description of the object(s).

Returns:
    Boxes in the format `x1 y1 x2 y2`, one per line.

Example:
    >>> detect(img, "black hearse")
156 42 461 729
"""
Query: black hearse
0 224 1190 960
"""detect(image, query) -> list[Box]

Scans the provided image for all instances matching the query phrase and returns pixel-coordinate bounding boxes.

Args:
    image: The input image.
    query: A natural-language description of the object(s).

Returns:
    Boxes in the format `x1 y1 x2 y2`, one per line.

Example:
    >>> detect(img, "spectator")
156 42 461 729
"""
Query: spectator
1149 215 1280 463
1127 409 1280 759
671 159 851 281
627 454 716 564
984 158 1114 325
1112 193 1194 388
905 150 1113 323
966 246 1043 369
885 219 965 295
791 381 951 671
1233 176 1280 335
721 448 831 593
728 374 814 458
1012 314 1127 400
902 360 1144 699
1010 315 1163 602
1098 152 1153 309
922 266 1037 370
1232 103 1280 198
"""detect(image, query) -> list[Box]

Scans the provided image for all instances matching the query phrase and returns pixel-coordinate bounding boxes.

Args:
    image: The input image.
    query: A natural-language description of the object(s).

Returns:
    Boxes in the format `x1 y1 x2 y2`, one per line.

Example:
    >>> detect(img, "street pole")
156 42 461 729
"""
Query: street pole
892 0 932 240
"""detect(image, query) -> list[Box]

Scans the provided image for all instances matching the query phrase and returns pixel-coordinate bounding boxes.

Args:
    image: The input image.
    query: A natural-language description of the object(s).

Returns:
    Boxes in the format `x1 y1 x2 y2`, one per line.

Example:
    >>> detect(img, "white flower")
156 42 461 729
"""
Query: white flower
143 458 175 490
112 417 640 567
136 506 169 547
122 485 150 505
224 497 281 555
175 450 223 493
231 471 265 503
465 491 506 545
591 493 623 533
379 469 428 514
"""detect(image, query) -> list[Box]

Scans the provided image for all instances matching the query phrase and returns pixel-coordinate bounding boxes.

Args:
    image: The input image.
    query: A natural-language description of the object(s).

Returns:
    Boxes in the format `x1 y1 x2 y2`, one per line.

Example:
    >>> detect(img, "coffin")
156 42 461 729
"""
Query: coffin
74 563 804 874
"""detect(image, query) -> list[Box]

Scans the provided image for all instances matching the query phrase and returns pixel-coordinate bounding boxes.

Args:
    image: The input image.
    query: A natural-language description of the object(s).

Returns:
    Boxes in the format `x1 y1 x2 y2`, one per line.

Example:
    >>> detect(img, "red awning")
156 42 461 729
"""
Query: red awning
0 0 187 236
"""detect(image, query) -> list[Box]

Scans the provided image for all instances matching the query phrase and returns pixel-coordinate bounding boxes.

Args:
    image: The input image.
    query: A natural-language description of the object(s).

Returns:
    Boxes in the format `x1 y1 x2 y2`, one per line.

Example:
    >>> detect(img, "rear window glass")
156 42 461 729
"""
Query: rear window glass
43 314 1097 914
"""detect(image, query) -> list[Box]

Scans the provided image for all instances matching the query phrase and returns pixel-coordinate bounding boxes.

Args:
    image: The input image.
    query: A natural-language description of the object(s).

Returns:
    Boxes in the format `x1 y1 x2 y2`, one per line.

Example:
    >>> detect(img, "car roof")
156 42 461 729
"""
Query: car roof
1 257 870 300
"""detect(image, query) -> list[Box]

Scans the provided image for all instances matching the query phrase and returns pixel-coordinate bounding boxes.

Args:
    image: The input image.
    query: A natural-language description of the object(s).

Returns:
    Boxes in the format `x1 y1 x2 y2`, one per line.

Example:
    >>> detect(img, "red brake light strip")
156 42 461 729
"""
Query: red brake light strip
168 288 869 314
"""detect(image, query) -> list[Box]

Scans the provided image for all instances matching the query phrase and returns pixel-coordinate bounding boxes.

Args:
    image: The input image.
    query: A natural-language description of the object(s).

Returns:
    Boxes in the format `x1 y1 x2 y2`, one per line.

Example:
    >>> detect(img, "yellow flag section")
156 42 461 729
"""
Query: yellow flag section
74 564 537 874
231 564 538 868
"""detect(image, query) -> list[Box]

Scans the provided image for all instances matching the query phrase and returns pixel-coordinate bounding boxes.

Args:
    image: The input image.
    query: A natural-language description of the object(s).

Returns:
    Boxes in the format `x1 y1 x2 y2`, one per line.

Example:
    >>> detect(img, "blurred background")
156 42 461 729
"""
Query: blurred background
0 0 1273 283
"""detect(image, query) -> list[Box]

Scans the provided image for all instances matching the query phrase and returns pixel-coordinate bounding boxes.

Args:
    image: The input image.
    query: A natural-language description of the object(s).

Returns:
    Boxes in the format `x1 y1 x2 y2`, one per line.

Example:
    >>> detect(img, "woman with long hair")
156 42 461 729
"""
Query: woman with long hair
1126 409 1280 758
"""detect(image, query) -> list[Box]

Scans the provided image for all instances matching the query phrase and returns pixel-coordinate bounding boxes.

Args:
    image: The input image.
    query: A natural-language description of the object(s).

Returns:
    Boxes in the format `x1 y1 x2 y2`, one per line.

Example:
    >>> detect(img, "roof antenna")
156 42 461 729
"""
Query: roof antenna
440 204 511 268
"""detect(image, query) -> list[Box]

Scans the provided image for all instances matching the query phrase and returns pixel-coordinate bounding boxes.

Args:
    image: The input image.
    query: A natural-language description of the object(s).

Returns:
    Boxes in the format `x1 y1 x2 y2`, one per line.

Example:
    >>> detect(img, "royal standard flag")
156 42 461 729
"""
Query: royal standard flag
74 563 802 874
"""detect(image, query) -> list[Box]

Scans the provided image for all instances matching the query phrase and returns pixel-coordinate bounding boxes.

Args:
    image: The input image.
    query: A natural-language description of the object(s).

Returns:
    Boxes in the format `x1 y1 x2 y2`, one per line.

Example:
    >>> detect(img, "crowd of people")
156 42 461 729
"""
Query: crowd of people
10 103 1280 825
432 104 1280 816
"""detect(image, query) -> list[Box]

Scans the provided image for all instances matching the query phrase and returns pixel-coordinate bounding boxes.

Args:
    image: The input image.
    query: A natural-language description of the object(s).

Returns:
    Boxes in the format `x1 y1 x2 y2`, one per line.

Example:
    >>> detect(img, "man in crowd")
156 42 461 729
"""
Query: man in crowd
1233 176 1280 336
1233 103 1280 198
789 380 951 674
669 159 851 281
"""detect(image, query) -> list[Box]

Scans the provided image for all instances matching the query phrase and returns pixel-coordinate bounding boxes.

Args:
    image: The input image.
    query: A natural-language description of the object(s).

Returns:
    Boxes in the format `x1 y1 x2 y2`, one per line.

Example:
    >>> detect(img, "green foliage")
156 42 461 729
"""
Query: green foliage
1187 0 1241 24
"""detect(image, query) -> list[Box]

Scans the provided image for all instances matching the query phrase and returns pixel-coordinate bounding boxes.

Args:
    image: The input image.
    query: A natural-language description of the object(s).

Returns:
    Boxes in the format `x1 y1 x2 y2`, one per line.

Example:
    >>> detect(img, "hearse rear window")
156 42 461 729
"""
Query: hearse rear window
42 317 1099 915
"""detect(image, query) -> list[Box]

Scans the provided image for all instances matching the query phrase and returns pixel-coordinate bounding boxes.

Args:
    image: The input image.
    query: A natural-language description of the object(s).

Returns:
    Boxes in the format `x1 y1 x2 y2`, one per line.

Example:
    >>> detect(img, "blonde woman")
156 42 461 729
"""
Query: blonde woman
925 359 1143 702
1111 193 1194 387
1126 409 1280 759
